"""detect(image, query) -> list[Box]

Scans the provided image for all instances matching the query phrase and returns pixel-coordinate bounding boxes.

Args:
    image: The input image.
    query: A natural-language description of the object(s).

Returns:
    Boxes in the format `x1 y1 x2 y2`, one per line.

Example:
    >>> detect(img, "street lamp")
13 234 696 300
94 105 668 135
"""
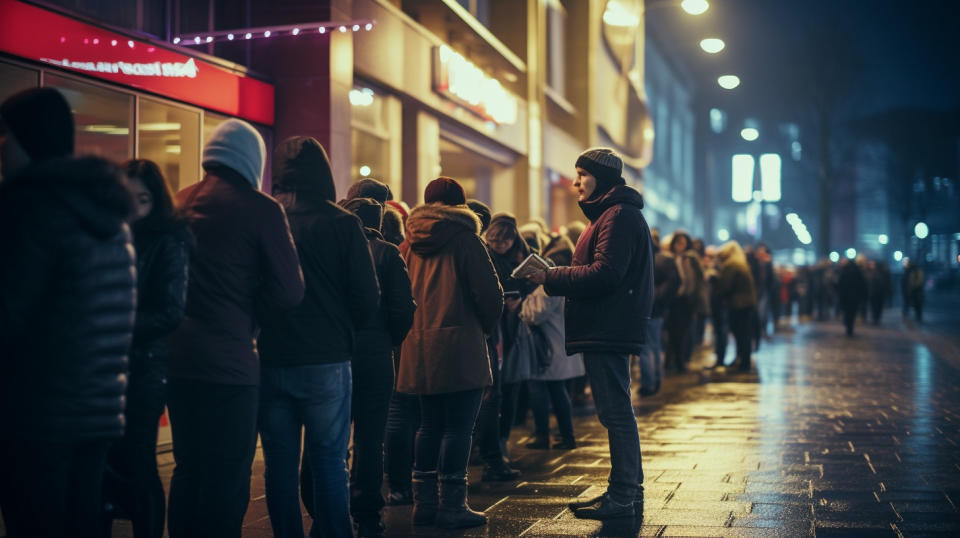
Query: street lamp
718 75 740 89
740 127 759 141
829 251 840 263
893 250 903 261
699 38 725 54
878 234 889 245
846 248 857 259
914 221 929 239
681 0 709 15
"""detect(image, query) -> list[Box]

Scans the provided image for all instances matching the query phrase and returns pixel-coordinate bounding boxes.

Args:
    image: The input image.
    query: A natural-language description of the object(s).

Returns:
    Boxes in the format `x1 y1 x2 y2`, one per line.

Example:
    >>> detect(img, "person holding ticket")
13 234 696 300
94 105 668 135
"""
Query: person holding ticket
524 147 655 520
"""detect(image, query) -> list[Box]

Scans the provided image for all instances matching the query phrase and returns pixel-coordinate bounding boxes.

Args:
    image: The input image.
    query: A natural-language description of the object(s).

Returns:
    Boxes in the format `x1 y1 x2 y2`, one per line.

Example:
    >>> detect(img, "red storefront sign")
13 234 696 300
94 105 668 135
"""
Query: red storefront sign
0 0 274 125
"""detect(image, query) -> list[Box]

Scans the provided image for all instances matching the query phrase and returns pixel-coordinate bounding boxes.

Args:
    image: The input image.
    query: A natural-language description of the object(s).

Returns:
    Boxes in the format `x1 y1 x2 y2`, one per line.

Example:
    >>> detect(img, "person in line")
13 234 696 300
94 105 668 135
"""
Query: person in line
167 121 305 538
902 260 925 322
703 245 729 368
479 212 535 481
640 228 679 393
715 241 757 372
0 88 137 538
748 243 775 349
341 195 416 537
836 258 867 337
521 234 584 450
528 148 654 520
400 177 503 529
665 233 705 372
868 261 891 325
256 137 379 538
103 160 192 538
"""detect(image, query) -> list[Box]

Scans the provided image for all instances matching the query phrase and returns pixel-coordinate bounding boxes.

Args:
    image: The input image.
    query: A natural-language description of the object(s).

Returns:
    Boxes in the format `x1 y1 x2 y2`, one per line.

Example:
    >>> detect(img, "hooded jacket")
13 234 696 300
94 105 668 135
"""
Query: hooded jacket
341 197 416 373
399 203 503 394
0 157 136 441
544 185 654 355
171 164 304 385
257 137 380 368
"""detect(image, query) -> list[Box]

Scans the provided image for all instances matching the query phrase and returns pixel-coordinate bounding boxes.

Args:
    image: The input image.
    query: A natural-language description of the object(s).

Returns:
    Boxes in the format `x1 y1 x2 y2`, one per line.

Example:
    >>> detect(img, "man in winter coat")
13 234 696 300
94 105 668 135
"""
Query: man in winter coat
0 88 137 537
836 259 867 337
528 148 654 519
167 121 305 537
341 195 416 536
256 136 380 538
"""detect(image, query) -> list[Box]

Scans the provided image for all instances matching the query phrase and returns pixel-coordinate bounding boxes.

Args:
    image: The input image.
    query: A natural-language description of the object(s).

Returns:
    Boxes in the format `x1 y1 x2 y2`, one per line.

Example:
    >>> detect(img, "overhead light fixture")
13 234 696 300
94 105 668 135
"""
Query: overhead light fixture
699 38 725 54
718 75 740 90
681 0 709 15
740 128 759 141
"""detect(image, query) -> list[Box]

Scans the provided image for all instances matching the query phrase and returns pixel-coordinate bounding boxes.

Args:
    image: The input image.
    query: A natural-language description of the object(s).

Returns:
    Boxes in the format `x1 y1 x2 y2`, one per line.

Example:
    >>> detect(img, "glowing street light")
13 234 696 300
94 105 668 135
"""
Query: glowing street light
914 221 929 239
699 38 725 54
718 75 740 90
893 250 903 261
846 248 857 259
878 234 889 245
731 154 755 202
829 251 840 263
759 153 781 202
681 0 709 15
740 127 759 141
717 228 730 241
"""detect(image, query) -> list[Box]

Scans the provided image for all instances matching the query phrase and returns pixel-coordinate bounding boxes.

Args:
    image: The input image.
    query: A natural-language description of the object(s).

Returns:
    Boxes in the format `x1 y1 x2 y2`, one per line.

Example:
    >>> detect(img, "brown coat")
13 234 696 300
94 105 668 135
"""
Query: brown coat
398 203 503 395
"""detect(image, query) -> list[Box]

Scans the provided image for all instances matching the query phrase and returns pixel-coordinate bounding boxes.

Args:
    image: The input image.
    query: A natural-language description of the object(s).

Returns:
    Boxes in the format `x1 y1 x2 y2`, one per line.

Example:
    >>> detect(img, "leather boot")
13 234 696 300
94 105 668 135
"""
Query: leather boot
435 474 487 529
411 470 438 526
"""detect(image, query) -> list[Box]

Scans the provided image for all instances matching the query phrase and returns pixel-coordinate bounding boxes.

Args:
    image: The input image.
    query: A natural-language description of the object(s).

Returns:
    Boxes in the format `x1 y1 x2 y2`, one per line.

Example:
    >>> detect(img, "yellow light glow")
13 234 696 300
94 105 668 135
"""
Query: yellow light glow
718 75 740 89
603 1 640 28
139 122 181 131
700 38 725 54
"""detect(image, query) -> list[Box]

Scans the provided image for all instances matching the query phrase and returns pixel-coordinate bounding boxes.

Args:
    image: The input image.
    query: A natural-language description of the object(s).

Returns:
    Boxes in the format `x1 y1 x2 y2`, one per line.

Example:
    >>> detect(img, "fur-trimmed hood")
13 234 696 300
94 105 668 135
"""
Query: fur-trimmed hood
405 202 481 256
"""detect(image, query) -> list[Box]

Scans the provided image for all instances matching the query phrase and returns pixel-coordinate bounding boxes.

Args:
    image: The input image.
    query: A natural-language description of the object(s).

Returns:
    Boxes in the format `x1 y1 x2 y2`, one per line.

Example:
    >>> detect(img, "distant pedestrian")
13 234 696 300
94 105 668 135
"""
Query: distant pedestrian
103 160 192 538
0 88 137 538
257 137 379 538
836 259 867 336
902 261 925 322
341 195 416 537
640 228 679 392
167 120 305 538
715 241 757 371
399 177 503 529
527 148 654 520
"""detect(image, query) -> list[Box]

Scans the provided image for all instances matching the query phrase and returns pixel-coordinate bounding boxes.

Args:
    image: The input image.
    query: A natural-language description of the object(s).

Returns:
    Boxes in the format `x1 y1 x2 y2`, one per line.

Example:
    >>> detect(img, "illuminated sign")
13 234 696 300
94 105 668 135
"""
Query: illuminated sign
0 0 274 125
432 45 517 125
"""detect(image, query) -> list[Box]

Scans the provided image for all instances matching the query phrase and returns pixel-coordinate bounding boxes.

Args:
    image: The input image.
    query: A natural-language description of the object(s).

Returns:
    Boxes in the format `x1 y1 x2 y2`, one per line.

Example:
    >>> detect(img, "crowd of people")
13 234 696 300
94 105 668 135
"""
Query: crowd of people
0 87 920 538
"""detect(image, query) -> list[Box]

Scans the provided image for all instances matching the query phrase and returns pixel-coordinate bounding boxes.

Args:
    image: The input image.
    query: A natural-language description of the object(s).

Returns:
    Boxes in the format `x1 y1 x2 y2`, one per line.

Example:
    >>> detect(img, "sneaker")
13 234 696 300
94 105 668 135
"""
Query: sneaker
481 463 521 482
571 495 635 520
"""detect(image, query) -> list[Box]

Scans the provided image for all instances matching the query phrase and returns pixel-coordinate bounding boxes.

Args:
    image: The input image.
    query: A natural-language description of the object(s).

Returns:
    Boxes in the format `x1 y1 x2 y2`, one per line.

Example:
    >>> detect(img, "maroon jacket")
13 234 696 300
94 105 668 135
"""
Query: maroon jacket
543 185 653 355
170 168 305 385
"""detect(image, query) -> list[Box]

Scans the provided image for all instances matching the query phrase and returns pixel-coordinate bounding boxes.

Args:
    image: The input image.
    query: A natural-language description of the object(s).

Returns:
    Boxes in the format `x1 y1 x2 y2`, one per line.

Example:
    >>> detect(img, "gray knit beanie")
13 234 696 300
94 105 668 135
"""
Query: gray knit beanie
202 119 266 189
575 147 625 194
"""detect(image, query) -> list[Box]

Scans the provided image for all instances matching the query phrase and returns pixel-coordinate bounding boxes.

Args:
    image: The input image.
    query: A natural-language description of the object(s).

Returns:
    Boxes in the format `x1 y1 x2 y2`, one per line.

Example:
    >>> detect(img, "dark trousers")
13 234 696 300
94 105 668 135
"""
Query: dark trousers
665 310 695 372
415 389 484 478
870 295 885 324
476 353 507 465
384 391 420 492
582 352 643 504
841 305 858 336
105 372 166 538
350 365 394 520
0 438 110 538
729 307 754 371
711 305 728 365
528 380 574 442
498 381 522 442
167 379 258 538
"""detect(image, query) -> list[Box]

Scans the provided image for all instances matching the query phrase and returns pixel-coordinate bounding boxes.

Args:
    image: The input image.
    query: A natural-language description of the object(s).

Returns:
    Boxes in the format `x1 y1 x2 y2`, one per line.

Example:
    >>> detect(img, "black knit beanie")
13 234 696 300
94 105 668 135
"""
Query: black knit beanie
0 88 75 162
575 147 625 198
346 178 392 204
467 199 492 233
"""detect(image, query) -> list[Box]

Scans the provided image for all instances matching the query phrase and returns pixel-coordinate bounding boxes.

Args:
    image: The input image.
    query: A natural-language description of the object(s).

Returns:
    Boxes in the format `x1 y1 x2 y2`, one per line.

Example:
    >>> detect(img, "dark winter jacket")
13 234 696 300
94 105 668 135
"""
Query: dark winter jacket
837 262 868 310
0 157 136 441
399 203 503 394
717 260 757 310
171 166 304 385
130 222 191 379
258 137 380 368
652 251 680 318
343 198 416 374
544 185 654 355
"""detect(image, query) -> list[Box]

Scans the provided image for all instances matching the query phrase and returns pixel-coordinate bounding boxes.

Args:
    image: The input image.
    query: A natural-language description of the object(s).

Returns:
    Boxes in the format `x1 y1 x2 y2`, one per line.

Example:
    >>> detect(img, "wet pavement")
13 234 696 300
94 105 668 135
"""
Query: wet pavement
87 303 960 536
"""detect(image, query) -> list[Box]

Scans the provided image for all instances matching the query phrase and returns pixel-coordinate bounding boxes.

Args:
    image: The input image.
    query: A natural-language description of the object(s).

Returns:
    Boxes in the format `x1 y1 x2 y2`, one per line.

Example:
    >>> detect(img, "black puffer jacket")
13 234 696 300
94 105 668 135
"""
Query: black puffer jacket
544 185 654 355
130 222 191 379
0 157 136 441
258 137 381 367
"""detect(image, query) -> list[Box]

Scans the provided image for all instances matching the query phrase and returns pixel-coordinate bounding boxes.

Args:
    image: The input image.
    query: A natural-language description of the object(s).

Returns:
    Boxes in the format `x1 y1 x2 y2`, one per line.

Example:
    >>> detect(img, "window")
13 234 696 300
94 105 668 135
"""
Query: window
42 0 167 38
546 0 567 97
351 84 400 193
0 62 38 105
138 98 200 192
44 73 133 163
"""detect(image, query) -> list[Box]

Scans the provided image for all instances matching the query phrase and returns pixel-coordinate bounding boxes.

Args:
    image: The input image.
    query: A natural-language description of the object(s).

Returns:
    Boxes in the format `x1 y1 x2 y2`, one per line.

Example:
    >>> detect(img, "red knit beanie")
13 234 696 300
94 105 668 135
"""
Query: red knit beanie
423 176 466 206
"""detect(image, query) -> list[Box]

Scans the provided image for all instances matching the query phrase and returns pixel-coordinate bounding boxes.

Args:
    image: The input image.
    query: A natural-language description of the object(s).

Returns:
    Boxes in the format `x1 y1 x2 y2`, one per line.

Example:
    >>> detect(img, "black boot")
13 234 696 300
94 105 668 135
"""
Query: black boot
481 461 520 481
435 474 487 529
525 436 549 449
411 470 438 526
571 494 635 520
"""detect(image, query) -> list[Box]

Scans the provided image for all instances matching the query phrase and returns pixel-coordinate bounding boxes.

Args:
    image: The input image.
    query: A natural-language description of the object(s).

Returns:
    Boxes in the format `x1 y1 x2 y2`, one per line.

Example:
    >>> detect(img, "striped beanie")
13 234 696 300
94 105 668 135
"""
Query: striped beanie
575 147 625 194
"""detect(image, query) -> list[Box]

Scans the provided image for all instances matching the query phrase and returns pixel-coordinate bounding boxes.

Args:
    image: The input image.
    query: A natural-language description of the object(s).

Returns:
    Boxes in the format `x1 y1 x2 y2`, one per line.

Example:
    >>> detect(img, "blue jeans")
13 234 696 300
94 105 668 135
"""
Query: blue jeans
414 389 484 478
258 363 353 538
638 317 663 395
583 352 643 504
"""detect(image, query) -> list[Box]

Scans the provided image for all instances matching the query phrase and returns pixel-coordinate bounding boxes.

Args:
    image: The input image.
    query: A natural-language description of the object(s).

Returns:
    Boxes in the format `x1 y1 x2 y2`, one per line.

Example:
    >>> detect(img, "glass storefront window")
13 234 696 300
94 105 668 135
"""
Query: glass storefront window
0 62 39 105
44 73 133 163
138 98 200 193
351 84 400 195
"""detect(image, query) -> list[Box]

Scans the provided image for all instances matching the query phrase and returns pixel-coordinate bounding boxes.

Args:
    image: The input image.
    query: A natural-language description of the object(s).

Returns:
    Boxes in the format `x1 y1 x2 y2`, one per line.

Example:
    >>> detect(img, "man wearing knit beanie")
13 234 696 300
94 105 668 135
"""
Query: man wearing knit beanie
0 87 75 180
202 119 267 189
168 122 305 535
424 176 466 206
467 199 492 234
525 146 654 520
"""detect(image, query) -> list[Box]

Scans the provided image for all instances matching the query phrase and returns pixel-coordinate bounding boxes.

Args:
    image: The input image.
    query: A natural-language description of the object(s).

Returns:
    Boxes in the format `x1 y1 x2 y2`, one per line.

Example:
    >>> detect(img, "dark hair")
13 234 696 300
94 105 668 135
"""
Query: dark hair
670 230 693 254
124 159 183 232
486 214 530 263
